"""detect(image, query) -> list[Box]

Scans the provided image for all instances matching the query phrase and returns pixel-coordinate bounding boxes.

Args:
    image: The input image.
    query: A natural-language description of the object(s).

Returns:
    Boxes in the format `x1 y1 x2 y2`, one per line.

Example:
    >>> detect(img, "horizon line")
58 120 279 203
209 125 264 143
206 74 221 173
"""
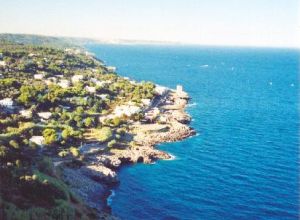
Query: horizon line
1 32 299 50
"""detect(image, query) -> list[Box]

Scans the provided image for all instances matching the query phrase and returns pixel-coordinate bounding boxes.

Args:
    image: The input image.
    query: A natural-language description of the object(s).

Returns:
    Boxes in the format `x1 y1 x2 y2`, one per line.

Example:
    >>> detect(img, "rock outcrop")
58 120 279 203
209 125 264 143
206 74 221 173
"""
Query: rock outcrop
62 90 195 219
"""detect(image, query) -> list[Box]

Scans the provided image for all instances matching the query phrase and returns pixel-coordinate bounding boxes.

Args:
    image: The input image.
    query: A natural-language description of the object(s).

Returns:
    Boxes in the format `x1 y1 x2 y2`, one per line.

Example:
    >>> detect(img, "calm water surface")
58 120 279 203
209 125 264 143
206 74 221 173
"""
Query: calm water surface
87 45 299 220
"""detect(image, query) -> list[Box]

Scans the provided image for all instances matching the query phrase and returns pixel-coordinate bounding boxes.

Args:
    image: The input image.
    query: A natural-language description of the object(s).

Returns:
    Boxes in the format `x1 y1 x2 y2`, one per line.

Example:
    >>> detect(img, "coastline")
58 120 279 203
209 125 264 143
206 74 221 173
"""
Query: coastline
61 87 195 219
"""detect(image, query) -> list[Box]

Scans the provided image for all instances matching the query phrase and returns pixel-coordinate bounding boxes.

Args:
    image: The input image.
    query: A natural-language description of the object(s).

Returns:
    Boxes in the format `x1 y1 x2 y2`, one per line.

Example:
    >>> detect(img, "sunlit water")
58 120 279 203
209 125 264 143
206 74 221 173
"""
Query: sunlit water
88 45 299 220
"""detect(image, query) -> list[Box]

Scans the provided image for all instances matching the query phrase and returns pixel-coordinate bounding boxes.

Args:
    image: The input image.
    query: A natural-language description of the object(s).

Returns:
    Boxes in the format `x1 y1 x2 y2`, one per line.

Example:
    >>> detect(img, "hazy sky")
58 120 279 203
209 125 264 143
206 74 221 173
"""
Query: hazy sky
0 0 299 47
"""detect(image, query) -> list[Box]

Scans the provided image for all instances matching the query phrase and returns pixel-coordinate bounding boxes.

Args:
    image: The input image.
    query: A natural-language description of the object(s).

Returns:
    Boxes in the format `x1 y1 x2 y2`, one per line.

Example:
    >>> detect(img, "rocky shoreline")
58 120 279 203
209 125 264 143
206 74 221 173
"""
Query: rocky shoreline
61 89 195 219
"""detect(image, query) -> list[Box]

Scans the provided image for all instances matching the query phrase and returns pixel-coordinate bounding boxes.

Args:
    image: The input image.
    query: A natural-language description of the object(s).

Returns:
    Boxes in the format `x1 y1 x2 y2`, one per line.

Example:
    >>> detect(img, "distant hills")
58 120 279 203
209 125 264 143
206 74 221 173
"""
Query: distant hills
0 33 92 48
0 33 180 48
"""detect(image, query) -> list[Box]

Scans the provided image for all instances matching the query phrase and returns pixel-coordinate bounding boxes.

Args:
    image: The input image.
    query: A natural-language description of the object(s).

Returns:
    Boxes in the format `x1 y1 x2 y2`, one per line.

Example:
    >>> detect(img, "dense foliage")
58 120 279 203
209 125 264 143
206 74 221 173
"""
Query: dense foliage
0 38 157 219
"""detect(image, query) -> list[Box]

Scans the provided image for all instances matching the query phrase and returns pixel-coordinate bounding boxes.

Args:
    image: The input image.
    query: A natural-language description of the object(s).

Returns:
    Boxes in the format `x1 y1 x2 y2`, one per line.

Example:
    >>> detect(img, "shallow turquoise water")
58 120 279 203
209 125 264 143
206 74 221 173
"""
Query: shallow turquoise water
88 45 299 220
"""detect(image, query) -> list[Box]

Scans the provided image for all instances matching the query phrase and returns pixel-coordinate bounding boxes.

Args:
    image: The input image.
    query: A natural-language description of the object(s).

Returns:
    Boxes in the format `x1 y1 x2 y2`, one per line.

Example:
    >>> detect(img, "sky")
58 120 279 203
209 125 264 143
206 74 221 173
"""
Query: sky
0 0 299 48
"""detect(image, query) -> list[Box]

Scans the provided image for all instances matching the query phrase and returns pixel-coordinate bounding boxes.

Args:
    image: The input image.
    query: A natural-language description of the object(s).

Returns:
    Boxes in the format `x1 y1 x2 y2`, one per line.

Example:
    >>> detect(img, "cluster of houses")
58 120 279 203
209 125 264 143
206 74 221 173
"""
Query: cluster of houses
32 72 113 94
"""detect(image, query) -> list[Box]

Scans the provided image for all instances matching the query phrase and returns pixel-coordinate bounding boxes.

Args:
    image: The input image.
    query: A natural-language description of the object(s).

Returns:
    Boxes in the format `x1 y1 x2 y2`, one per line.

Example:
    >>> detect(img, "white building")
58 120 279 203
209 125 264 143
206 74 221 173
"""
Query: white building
114 105 141 117
92 79 112 87
34 73 44 80
176 85 183 93
141 99 152 107
58 79 70 88
71 75 84 83
107 66 116 72
20 109 32 118
155 85 168 96
96 94 108 100
37 112 52 120
129 80 137 85
0 61 6 66
29 136 45 146
176 84 188 98
0 98 14 108
64 48 72 53
85 86 96 93
28 53 37 57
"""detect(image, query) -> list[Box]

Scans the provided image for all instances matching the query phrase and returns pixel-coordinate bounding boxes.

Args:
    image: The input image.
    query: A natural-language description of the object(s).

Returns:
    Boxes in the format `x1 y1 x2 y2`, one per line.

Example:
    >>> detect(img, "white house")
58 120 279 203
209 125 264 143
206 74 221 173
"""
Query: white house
155 85 168 96
0 61 6 67
114 105 141 117
129 80 137 85
28 53 37 57
107 66 116 72
71 75 84 83
85 86 96 93
0 74 3 79
64 48 72 53
0 98 14 108
34 73 44 80
141 99 152 107
58 79 70 88
20 109 32 118
37 112 52 120
29 136 45 146
96 94 108 100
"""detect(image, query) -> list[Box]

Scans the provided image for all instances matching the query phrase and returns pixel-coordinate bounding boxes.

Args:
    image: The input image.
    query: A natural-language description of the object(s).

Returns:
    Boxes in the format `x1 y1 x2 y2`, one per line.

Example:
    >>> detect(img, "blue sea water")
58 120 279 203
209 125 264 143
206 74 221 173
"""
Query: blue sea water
87 45 299 220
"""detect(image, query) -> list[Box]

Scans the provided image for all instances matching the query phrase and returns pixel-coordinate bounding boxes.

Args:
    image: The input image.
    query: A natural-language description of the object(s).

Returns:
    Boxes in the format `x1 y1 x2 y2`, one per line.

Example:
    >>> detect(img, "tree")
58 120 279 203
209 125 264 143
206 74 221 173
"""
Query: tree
97 127 113 143
9 140 19 149
61 127 74 140
69 147 79 157
43 128 57 145
112 117 121 127
84 117 94 128
108 139 116 148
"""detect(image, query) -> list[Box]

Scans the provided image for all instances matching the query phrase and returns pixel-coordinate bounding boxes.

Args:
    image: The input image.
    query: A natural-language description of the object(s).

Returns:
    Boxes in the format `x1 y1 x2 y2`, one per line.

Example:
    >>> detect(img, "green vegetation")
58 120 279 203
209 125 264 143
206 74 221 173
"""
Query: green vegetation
0 34 158 219
95 127 113 143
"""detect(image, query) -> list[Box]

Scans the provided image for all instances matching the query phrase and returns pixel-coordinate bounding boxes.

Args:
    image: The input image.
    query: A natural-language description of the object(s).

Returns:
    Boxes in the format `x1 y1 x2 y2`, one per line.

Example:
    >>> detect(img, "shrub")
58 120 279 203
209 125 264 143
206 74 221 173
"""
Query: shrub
97 127 113 143
58 150 69 158
107 139 117 148
43 128 57 145
84 117 94 128
9 140 19 149
112 117 121 127
69 147 79 157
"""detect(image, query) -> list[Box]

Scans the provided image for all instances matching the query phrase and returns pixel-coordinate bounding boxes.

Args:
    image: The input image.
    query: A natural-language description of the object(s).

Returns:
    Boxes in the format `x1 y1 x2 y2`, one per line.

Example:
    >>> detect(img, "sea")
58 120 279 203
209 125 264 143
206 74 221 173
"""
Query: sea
87 44 299 220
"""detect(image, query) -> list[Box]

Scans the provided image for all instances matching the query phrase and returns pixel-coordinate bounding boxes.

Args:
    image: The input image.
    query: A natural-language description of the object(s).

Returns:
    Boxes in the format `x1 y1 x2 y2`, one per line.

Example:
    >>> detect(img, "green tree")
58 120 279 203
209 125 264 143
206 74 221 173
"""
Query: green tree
43 128 57 145
108 139 116 148
69 147 79 157
84 117 94 128
9 140 19 149
97 127 113 143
